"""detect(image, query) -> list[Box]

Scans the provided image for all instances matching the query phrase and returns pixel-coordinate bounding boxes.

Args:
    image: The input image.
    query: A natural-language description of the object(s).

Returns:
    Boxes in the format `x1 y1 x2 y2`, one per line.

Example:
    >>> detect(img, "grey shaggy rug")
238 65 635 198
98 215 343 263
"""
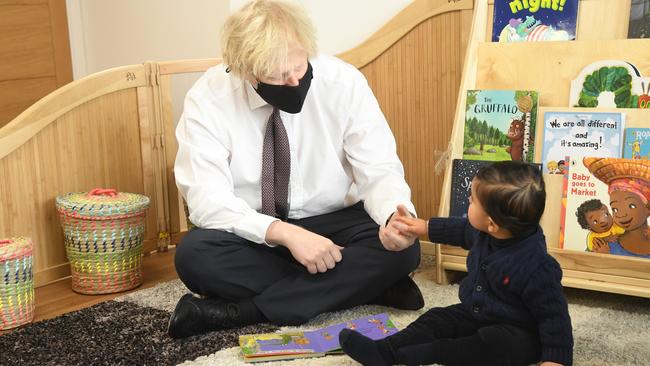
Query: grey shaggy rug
1 265 649 365
119 268 650 365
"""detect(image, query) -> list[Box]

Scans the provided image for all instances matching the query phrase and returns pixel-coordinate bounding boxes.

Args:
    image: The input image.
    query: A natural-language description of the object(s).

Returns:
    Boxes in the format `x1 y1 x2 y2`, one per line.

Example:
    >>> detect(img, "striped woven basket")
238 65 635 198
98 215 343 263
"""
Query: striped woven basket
56 188 150 294
0 237 34 330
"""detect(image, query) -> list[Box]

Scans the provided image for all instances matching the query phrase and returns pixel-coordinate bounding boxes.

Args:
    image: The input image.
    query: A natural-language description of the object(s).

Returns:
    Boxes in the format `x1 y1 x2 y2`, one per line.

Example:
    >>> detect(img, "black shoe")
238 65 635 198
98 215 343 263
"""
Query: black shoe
371 275 424 310
167 293 245 338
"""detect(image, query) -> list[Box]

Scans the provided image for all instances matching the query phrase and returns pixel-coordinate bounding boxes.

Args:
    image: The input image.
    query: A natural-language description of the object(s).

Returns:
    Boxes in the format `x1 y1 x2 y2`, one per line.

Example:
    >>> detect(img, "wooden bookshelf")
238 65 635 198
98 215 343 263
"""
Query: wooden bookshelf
436 0 650 298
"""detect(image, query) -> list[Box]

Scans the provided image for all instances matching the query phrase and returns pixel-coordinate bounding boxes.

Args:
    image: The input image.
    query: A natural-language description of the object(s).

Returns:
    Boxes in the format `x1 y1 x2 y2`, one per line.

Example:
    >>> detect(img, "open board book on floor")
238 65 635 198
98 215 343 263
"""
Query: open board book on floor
239 313 398 363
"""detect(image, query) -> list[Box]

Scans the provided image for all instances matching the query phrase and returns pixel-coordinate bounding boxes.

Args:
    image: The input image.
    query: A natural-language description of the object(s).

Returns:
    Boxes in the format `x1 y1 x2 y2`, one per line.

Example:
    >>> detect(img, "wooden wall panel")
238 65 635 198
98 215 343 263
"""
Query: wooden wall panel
0 4 54 79
49 0 73 86
0 77 58 126
0 0 47 4
0 89 156 287
360 11 467 221
0 0 72 128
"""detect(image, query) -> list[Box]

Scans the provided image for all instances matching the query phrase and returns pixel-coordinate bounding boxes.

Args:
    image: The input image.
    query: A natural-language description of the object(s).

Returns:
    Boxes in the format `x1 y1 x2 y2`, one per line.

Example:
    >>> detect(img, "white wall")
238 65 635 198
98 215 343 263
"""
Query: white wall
67 0 230 123
230 0 412 54
66 0 412 121
67 0 228 77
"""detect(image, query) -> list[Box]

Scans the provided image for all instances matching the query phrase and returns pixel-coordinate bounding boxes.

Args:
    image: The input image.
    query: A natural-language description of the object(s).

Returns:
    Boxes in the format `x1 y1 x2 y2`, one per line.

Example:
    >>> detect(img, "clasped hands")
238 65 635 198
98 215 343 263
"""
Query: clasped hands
266 204 420 274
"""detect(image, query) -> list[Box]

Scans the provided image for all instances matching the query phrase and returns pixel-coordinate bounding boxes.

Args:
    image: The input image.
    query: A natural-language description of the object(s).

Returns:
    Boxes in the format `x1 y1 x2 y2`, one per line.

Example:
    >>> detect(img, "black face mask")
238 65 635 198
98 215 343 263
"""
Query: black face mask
254 63 313 114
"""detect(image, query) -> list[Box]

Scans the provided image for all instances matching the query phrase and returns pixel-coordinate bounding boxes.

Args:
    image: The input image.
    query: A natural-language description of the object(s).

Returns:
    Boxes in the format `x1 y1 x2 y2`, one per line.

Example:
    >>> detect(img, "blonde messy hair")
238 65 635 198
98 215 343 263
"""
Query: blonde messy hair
221 0 317 79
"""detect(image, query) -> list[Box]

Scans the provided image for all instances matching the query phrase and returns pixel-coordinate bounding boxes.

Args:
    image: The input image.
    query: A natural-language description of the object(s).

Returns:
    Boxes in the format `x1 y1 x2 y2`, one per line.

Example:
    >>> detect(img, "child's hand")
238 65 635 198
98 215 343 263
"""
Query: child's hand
393 215 428 237
592 237 610 254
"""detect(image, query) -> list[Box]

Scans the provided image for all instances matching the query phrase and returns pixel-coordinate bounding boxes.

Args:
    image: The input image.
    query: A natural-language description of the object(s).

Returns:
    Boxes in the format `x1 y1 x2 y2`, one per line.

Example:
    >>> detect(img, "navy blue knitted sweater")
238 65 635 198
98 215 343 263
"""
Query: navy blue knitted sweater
428 217 573 366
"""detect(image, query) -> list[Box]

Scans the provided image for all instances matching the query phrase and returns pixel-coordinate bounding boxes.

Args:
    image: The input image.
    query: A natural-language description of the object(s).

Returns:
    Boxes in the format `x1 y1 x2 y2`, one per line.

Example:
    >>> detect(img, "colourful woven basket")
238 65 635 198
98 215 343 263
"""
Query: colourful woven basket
56 188 150 294
0 237 34 330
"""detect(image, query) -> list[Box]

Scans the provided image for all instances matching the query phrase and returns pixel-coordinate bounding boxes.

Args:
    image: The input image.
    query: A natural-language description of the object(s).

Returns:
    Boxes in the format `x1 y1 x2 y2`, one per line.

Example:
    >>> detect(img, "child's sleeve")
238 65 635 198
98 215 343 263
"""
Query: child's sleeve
522 260 574 366
427 217 475 250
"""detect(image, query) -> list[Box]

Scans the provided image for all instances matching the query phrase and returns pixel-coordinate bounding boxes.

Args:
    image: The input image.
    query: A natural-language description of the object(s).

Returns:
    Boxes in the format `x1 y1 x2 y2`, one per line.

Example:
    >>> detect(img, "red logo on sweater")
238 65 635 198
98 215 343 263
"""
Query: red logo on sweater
503 276 510 285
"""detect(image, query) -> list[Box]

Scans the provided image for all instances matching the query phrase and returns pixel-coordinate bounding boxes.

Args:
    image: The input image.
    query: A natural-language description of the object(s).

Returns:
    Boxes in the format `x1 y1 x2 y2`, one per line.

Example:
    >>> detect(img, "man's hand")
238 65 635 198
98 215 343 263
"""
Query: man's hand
379 204 418 251
266 221 343 274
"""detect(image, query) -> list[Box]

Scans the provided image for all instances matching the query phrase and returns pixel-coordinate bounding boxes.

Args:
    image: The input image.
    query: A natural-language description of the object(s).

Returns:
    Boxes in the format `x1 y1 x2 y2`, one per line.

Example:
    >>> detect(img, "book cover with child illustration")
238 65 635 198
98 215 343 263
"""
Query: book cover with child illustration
560 157 650 258
623 127 650 160
540 111 624 175
492 0 579 42
239 313 398 362
463 90 538 162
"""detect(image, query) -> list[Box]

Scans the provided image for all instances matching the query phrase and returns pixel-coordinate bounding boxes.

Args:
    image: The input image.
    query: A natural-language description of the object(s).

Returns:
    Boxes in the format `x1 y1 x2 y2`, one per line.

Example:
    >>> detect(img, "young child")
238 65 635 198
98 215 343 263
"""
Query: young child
575 199 624 253
339 161 573 366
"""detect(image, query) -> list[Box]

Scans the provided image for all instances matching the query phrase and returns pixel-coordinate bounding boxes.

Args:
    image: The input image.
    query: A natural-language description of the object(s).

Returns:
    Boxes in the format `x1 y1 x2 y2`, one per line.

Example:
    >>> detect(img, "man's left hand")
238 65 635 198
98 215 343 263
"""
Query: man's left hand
379 204 417 251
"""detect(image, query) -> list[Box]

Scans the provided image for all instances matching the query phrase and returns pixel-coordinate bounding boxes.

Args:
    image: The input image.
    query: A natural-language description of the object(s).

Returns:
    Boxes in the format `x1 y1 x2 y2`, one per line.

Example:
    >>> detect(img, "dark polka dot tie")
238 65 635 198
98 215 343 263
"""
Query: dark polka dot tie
261 107 290 220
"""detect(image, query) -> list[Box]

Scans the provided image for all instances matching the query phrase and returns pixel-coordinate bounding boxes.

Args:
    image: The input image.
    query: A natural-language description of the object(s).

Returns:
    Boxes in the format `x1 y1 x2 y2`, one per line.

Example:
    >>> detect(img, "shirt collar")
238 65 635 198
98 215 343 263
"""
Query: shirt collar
245 80 269 110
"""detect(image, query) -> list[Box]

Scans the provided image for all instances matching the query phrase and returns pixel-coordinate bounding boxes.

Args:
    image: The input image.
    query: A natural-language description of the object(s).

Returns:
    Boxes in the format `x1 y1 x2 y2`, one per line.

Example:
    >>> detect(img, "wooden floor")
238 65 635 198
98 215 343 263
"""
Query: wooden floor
33 248 178 323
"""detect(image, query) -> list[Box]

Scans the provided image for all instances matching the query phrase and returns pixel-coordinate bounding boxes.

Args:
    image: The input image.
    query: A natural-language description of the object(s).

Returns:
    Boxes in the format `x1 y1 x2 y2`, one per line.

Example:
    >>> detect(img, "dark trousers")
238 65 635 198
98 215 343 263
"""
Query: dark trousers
385 303 541 366
174 202 421 325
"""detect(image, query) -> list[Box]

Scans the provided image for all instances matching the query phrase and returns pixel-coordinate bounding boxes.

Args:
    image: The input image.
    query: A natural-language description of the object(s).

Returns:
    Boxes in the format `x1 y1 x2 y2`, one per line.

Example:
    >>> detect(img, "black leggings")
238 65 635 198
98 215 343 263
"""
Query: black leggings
385 303 541 366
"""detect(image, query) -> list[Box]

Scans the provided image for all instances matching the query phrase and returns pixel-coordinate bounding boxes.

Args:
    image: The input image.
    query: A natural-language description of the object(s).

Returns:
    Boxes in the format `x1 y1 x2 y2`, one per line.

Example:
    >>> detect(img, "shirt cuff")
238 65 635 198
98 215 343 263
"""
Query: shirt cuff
232 212 279 246
377 202 417 227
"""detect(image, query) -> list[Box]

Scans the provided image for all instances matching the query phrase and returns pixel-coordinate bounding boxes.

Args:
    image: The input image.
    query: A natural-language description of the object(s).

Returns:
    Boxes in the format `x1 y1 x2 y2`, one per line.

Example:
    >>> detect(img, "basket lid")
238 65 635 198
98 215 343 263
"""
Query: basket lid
56 188 150 219
0 237 33 262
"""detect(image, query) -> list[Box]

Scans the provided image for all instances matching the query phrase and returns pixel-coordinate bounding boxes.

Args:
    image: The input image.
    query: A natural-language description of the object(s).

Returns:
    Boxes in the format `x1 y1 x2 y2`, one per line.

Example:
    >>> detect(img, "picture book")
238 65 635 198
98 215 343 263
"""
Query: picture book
559 157 650 258
623 127 650 160
628 0 650 38
463 90 538 162
449 159 541 218
569 60 650 109
560 157 611 252
239 313 398 363
492 0 579 42
540 111 625 175
449 159 494 218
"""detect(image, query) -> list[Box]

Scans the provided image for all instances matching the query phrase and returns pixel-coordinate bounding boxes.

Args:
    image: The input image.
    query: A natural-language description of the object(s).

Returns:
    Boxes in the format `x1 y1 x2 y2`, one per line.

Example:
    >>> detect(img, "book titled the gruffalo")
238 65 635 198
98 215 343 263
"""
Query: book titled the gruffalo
239 313 398 363
463 90 538 163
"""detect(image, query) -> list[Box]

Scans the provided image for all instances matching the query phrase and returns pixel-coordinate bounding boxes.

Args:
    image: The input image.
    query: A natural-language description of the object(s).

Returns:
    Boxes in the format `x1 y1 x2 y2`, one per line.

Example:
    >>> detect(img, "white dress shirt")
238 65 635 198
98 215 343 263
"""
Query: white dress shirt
175 54 415 244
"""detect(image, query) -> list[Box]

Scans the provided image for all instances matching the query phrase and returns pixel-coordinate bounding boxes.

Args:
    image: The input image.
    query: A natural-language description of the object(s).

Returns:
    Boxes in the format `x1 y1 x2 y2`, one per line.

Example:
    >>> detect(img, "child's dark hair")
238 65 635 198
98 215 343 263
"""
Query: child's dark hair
474 161 546 234
575 199 605 230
